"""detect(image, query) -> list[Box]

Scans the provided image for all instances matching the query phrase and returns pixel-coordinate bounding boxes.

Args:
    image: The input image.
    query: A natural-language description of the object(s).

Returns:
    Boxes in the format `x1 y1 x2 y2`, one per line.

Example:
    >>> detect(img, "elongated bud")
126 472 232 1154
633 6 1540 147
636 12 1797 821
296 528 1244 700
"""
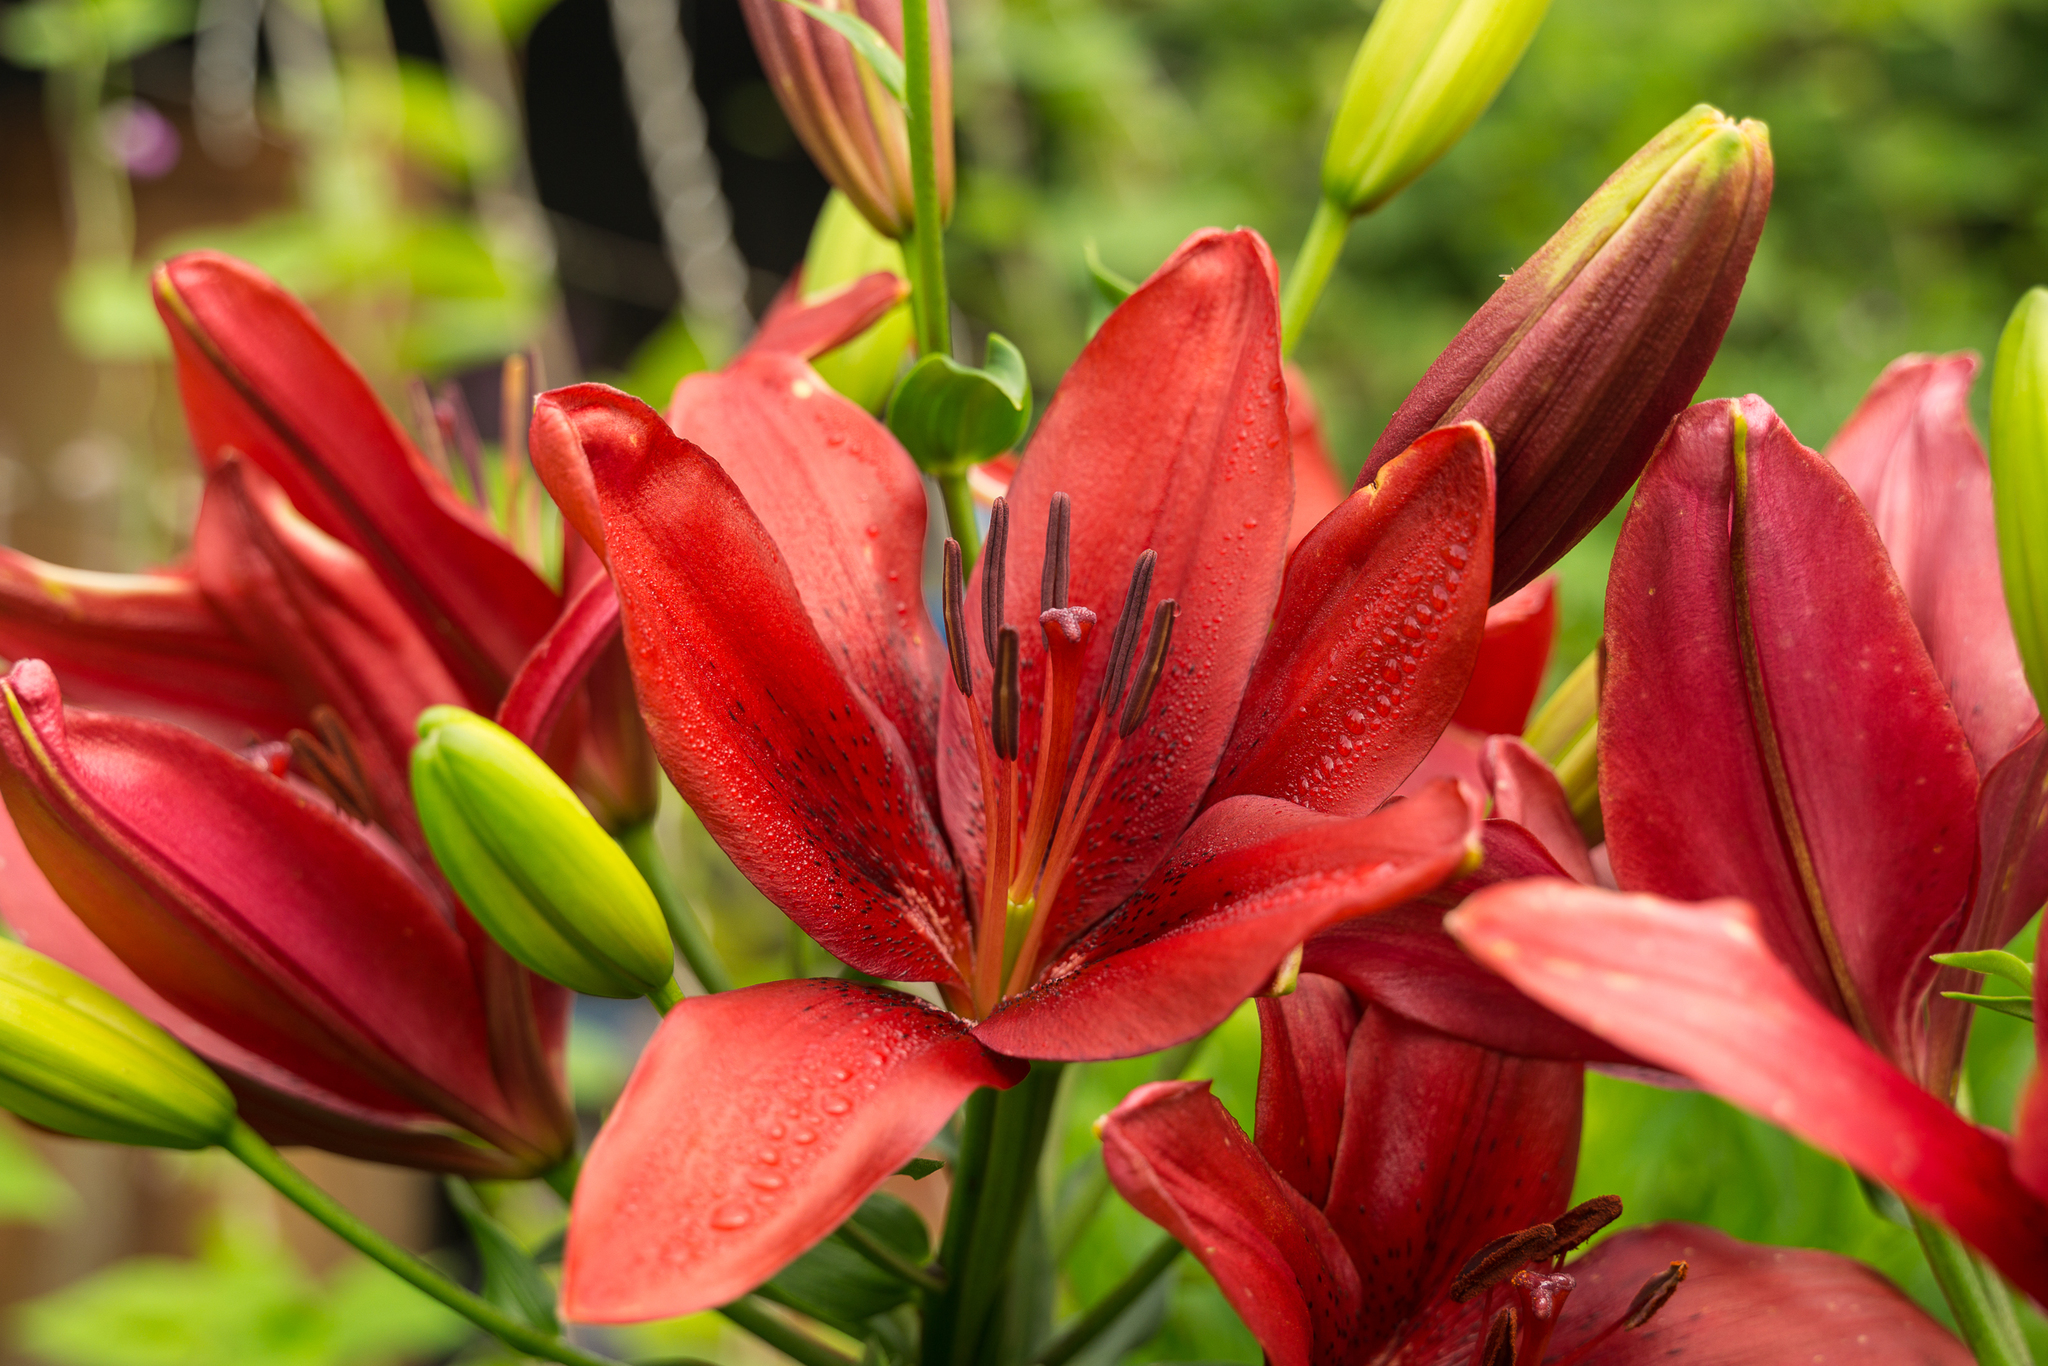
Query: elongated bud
1322 0 1551 218
0 938 235 1149
739 0 951 240
1362 104 1772 599
1991 287 2048 710
412 707 674 998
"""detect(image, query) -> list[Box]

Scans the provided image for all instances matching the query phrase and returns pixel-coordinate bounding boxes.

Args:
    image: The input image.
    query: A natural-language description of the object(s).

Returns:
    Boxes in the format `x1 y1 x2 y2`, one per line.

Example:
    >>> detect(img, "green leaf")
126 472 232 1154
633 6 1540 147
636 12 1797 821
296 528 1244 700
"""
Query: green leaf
773 0 905 107
895 1157 943 1180
884 334 1032 475
0 0 191 67
764 1192 930 1331
443 1178 561 1333
1932 949 2035 994
1084 241 1138 306
1941 990 2036 1023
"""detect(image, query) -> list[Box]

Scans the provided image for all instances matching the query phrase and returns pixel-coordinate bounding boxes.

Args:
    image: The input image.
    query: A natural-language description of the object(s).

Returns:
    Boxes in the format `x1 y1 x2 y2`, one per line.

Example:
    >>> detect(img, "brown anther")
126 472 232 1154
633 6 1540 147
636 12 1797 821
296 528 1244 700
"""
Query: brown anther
1451 1224 1557 1303
942 538 973 695
1099 549 1156 713
1481 1307 1518 1366
1621 1261 1687 1329
1041 491 1072 612
500 351 532 472
991 627 1021 761
288 707 377 824
1550 1195 1624 1256
1118 599 1178 738
983 497 1010 665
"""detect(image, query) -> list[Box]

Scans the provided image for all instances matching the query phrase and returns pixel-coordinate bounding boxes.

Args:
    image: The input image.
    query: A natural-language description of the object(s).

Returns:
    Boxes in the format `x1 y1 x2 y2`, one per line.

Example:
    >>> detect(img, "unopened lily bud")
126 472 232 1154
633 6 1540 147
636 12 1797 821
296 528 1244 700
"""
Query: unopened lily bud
1323 0 1551 218
412 706 673 999
1991 287 2048 710
804 191 913 413
1361 104 1773 600
1523 647 1601 843
740 0 951 240
0 938 235 1149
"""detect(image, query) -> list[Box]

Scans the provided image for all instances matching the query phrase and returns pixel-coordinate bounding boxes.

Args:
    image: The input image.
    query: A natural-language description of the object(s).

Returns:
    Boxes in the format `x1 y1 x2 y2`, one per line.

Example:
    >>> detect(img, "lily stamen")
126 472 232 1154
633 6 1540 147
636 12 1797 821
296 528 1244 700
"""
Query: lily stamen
288 705 379 826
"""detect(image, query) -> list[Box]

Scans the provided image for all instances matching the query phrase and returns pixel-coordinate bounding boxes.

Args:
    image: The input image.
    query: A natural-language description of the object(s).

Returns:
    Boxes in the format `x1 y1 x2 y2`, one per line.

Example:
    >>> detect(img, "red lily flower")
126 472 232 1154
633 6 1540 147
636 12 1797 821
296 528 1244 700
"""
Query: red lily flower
0 253 599 1173
1100 972 1968 1365
544 229 1494 1320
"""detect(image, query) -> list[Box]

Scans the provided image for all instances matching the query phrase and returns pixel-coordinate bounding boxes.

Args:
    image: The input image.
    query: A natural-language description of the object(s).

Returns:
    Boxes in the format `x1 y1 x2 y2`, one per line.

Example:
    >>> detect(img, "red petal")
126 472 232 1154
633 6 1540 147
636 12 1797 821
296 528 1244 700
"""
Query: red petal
1451 576 1557 735
1255 974 1359 1207
0 660 550 1162
942 229 1292 940
153 253 557 703
1447 882 2048 1305
1826 353 2037 773
0 548 301 740
1099 1079 1361 1366
668 347 942 794
496 570 621 753
190 459 464 856
1551 1222 1969 1363
549 384 971 985
973 780 1482 1061
1481 734 1594 883
745 270 911 361
1326 1006 1581 1349
1602 396 1979 1065
1284 364 1347 553
1208 423 1495 817
562 979 1022 1322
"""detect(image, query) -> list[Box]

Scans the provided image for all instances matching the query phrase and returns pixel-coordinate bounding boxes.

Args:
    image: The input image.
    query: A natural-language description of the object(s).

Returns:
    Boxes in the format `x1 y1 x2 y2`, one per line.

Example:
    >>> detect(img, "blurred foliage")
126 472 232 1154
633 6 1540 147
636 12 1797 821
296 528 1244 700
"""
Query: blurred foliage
14 1215 470 1366
0 1117 75 1225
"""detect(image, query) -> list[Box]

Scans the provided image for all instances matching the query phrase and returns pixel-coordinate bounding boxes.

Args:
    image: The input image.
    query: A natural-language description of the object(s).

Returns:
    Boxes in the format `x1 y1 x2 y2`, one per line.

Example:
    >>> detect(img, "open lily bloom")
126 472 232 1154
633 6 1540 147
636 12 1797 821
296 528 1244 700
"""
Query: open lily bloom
1101 973 1967 1365
0 254 591 1174
543 229 1500 1320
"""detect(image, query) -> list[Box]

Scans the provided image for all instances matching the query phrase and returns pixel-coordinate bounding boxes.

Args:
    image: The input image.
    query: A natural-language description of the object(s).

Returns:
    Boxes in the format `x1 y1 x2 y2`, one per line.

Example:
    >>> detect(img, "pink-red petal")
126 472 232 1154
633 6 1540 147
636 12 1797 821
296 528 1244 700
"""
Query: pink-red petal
1451 577 1558 736
562 979 1023 1322
745 270 911 362
550 384 970 985
1255 974 1360 1208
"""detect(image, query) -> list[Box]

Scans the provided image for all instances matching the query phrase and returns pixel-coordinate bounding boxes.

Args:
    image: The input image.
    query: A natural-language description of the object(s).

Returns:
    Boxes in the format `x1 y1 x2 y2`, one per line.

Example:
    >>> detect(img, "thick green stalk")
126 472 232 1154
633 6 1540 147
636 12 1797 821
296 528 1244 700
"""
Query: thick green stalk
616 820 733 993
1280 198 1350 357
923 1087 997 1366
223 1121 623 1366
647 976 685 1015
938 468 982 566
717 1297 859 1366
942 1064 1064 1365
1912 1211 2033 1366
901 0 949 359
1031 1237 1182 1366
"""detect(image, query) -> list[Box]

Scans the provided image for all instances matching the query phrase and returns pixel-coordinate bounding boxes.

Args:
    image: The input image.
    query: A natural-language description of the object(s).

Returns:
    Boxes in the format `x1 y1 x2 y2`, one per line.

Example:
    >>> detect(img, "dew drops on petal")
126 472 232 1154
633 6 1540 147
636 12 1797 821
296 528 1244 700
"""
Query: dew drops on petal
711 1202 753 1230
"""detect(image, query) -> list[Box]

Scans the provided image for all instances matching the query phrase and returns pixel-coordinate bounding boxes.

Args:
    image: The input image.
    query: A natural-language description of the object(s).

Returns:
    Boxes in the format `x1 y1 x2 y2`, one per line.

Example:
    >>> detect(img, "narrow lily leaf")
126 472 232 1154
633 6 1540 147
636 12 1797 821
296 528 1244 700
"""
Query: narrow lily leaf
883 335 1032 475
1602 395 1978 1068
444 1178 560 1332
1938 991 2034 1023
1209 422 1494 818
772 0 905 106
1084 241 1138 306
895 1157 942 1180
1930 949 2034 994
562 980 1023 1323
766 1192 928 1330
1445 881 2048 1307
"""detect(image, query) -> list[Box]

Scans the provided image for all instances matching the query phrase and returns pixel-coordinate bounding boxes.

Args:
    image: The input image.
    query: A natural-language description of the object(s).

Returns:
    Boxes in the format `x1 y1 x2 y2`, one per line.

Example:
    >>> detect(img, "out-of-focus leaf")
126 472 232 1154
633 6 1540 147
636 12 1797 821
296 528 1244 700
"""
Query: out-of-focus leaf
1084 241 1137 306
895 1157 942 1180
444 1178 560 1333
0 0 191 67
764 1192 930 1331
0 1116 73 1224
396 59 510 183
609 313 710 409
59 260 168 362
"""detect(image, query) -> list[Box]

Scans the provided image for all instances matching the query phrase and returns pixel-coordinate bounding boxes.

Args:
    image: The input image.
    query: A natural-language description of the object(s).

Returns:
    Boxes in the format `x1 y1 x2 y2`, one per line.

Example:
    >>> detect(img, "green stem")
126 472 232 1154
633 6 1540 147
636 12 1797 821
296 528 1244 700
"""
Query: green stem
1032 1237 1182 1366
943 1063 1064 1365
616 820 733 993
647 976 685 1015
836 1217 947 1294
901 0 949 358
923 1087 996 1366
542 1150 581 1203
222 1121 624 1366
1912 1210 2033 1366
717 1297 858 1366
938 470 982 565
1279 198 1351 358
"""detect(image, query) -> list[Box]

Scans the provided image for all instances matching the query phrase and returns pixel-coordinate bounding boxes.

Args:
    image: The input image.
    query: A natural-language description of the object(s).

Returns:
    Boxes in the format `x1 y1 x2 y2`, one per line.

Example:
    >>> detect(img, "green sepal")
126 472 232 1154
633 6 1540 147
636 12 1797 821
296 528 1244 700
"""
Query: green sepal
772 0 905 106
1930 949 2035 994
443 1178 561 1333
763 1193 931 1331
0 938 235 1150
1940 992 2035 1024
884 335 1032 476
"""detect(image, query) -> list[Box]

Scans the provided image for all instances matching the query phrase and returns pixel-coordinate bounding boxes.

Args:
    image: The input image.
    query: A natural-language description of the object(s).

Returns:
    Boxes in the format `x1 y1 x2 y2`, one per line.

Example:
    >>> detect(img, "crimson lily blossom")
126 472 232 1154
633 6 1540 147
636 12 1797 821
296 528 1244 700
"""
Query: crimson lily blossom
1100 973 1967 1366
0 253 619 1174
544 229 1495 1320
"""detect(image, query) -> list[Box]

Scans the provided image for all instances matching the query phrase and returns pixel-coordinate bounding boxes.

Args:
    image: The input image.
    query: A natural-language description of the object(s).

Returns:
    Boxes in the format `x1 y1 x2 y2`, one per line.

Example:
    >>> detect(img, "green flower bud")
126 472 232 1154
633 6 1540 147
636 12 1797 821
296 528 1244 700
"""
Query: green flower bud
1323 0 1551 218
412 707 674 999
0 938 235 1149
1991 287 2048 711
805 192 914 414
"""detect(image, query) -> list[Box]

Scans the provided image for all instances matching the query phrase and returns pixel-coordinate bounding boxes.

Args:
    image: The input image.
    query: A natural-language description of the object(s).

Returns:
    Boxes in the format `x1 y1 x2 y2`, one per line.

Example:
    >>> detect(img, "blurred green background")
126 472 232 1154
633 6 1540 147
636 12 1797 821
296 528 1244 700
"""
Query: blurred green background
2 0 2046 1361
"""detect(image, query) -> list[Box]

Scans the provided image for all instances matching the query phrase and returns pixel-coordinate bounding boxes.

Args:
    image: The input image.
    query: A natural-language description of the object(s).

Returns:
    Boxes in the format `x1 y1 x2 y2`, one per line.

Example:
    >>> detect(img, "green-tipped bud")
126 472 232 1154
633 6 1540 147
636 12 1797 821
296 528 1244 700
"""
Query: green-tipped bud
0 938 235 1148
1991 287 2048 711
1524 646 1602 843
1322 0 1551 218
805 192 914 414
412 707 674 999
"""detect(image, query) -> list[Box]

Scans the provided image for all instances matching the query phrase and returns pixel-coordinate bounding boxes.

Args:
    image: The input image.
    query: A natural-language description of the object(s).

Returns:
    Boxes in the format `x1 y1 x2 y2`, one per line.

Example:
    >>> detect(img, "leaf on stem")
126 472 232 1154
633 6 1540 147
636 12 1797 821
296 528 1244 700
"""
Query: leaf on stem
444 1178 561 1333
772 0 907 106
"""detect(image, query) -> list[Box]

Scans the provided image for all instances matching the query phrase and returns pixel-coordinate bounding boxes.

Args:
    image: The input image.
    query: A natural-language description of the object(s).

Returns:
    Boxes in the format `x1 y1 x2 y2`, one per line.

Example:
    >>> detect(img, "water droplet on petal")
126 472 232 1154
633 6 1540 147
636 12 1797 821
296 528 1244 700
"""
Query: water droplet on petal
1344 709 1367 735
822 1094 852 1116
711 1203 752 1230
